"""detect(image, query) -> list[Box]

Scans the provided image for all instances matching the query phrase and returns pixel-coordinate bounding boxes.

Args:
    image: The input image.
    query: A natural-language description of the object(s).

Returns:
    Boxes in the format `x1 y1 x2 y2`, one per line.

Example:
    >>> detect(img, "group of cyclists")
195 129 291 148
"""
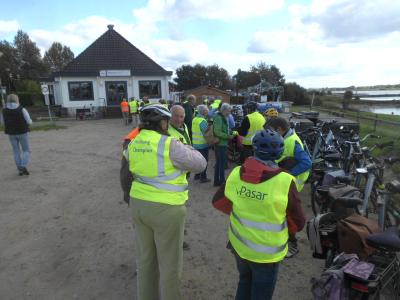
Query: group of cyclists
119 94 315 300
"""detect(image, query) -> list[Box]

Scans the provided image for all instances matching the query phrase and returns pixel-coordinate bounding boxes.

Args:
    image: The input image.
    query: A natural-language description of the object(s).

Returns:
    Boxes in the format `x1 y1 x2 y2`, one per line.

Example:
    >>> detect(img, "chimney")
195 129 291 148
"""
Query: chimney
107 24 114 30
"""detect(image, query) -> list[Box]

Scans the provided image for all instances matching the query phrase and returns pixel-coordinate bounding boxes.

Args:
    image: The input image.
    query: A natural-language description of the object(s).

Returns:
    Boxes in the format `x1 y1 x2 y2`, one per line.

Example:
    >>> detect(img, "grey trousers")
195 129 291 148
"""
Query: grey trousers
131 199 186 300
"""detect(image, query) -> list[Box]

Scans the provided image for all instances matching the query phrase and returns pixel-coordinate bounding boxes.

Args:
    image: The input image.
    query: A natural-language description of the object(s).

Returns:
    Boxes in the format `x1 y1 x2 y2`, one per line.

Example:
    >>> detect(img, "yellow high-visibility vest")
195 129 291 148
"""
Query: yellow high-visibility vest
242 112 266 146
168 124 191 145
192 116 207 147
276 130 310 191
128 129 188 205
225 166 294 263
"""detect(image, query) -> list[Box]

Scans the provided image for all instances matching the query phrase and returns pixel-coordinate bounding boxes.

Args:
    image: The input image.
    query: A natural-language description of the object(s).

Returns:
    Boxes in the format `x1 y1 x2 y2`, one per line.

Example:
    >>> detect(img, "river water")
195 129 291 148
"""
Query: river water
332 90 400 115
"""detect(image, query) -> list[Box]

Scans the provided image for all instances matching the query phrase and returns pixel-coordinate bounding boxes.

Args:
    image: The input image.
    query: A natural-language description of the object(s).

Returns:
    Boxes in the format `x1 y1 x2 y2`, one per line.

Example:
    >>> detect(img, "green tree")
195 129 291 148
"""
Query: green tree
205 64 230 89
14 30 47 79
43 42 74 73
284 82 310 105
251 62 285 86
0 40 19 91
342 90 353 109
233 69 260 91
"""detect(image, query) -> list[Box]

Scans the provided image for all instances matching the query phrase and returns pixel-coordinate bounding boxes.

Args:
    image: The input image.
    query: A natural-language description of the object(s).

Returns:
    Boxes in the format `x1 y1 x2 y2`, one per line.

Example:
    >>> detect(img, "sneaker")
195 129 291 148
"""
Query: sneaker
183 241 190 250
285 241 299 258
18 170 24 176
21 167 30 175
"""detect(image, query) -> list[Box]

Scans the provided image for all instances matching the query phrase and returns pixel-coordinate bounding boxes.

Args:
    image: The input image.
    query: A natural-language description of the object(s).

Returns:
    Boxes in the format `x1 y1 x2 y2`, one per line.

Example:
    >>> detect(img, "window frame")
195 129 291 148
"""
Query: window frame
68 81 94 101
138 80 162 99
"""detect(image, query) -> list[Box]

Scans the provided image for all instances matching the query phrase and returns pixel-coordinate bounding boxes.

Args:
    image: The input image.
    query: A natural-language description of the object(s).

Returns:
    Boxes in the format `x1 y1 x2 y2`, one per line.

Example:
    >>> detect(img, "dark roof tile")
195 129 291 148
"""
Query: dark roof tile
61 27 172 76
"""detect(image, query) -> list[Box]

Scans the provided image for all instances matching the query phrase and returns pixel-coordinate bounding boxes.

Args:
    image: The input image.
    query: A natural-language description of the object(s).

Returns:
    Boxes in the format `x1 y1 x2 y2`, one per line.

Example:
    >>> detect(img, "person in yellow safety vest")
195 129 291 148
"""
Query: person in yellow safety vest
212 129 305 300
168 105 191 145
125 104 206 300
267 116 312 258
192 104 211 183
210 98 222 110
129 97 139 125
142 95 151 107
238 101 265 163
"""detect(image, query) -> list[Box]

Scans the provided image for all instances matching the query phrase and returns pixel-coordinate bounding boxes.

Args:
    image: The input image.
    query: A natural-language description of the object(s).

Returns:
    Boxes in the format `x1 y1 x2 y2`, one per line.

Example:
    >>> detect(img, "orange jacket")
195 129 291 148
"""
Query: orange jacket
125 127 140 141
120 101 129 113
122 127 140 150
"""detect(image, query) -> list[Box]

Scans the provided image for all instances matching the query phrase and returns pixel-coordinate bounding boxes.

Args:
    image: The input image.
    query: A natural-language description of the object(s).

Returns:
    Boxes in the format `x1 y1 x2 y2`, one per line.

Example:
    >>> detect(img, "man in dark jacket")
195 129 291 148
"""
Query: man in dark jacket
2 94 32 175
181 94 196 139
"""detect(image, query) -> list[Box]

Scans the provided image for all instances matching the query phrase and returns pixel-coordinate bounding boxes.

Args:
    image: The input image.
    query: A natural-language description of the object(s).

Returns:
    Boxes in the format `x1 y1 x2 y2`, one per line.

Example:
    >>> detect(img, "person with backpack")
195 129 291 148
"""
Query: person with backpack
2 94 33 176
212 129 305 300
124 104 206 300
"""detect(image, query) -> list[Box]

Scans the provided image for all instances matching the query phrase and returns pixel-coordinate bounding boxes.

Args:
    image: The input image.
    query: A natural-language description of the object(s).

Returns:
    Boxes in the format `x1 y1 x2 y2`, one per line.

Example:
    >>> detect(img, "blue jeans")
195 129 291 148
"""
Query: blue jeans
9 133 30 170
214 146 227 185
195 147 209 180
234 254 279 300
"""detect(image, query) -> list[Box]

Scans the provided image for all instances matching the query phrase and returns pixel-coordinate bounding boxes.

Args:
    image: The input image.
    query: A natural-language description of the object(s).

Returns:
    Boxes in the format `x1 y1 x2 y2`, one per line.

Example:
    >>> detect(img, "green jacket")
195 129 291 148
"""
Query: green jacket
213 112 233 146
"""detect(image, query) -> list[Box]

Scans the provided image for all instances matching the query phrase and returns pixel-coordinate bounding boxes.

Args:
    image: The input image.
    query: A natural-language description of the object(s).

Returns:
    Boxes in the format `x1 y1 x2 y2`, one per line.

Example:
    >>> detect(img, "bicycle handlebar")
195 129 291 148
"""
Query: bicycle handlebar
376 141 394 149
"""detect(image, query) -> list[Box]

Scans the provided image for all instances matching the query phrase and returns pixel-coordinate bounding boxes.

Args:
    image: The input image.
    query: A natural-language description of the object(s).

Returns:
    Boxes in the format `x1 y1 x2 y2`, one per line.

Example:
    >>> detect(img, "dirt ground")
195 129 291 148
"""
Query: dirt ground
0 119 323 300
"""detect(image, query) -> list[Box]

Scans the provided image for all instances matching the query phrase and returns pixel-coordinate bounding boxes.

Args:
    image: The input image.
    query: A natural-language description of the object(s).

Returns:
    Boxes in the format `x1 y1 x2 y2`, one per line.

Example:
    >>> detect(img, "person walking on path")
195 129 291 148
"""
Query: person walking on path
192 104 211 183
120 98 130 125
267 117 311 258
125 104 206 300
2 94 32 176
212 129 305 300
213 103 238 186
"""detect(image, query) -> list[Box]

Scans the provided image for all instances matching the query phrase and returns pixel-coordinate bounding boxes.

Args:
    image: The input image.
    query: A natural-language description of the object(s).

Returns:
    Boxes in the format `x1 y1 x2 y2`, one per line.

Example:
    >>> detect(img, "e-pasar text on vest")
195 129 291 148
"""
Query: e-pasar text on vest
236 185 267 201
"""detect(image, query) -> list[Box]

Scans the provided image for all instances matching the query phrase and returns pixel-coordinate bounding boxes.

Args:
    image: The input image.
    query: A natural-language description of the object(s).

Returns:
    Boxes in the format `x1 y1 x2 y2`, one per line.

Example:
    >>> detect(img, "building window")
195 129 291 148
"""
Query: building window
139 80 161 98
68 81 94 101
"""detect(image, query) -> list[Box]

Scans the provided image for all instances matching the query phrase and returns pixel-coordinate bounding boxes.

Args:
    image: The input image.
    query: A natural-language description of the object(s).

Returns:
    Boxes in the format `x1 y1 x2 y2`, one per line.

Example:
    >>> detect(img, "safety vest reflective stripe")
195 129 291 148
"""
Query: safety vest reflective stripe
192 117 207 146
242 131 258 142
136 169 183 182
135 176 188 192
231 210 287 232
129 130 188 205
229 224 287 254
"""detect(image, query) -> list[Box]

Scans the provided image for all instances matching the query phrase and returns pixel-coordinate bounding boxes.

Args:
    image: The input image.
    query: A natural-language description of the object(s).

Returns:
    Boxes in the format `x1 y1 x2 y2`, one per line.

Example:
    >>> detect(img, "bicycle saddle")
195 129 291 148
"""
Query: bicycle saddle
335 176 352 184
366 227 400 252
386 180 400 194
333 197 363 208
323 152 341 162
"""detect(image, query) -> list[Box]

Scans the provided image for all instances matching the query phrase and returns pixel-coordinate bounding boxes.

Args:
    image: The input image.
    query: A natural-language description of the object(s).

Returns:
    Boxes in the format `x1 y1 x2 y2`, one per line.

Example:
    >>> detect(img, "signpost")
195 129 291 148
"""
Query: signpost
0 86 6 126
41 84 53 123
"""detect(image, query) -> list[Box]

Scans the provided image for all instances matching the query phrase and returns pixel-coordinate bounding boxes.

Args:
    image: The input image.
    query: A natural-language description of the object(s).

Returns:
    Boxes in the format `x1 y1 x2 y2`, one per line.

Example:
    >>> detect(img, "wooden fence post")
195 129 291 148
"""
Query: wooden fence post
374 114 378 132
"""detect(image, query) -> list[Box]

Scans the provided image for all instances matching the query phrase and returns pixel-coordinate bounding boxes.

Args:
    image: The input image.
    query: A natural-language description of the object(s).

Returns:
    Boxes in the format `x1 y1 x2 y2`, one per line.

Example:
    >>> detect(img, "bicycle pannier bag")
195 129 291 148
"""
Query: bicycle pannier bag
337 214 381 260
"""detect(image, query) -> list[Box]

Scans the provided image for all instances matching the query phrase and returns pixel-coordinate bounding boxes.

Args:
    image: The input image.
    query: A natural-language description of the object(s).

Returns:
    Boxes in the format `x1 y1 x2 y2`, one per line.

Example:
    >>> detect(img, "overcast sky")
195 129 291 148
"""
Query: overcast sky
1 0 399 88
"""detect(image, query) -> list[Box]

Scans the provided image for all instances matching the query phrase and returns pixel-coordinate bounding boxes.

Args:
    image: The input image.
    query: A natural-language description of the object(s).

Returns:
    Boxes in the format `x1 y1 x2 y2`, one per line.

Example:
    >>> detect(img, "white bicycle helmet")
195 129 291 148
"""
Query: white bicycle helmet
140 104 171 123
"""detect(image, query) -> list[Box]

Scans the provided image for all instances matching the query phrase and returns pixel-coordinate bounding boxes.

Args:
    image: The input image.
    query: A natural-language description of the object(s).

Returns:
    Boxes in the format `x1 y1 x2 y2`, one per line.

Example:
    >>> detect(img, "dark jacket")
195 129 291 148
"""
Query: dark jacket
3 106 29 135
212 157 305 234
182 101 194 133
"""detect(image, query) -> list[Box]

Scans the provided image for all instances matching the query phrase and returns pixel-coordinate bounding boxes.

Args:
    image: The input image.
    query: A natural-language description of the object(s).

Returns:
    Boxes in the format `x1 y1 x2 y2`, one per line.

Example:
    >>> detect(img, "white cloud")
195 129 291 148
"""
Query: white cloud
0 20 20 37
303 0 400 43
133 0 285 23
